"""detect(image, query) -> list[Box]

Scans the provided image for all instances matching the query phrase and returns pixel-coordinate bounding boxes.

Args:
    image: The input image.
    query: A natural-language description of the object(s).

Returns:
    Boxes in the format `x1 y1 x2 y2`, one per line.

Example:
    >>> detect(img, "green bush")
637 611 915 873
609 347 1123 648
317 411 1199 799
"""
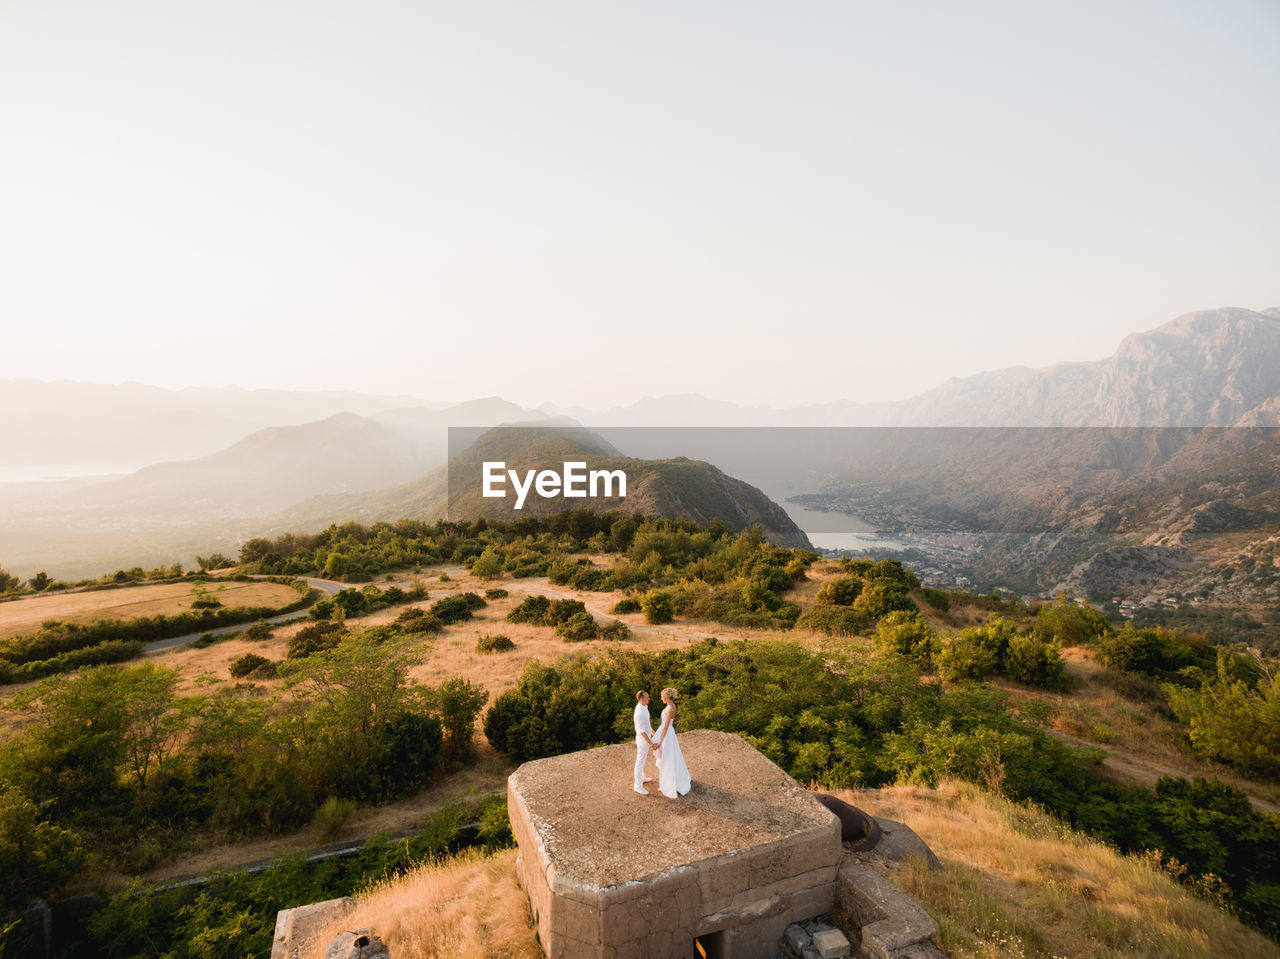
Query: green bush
286 621 344 659
816 576 863 606
470 547 504 580
395 607 444 635
1033 594 1109 646
230 653 274 679
853 579 916 618
875 610 937 668
243 620 275 641
430 594 474 625
476 634 516 653
922 588 951 612
641 591 675 624
796 605 870 636
434 677 489 764
1005 633 1068 690
611 597 642 614
484 588 509 600
556 611 599 642
507 594 551 624
938 632 1000 682
600 620 631 641
312 796 356 840
547 598 588 625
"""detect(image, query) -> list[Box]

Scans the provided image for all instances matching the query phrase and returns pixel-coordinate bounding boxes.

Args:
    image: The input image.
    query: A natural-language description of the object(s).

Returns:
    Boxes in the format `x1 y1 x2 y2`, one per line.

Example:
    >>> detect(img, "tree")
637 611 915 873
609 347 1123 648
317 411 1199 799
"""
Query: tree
1034 594 1109 646
195 553 234 572
433 677 489 764
282 633 423 796
28 571 50 592
0 786 87 912
1166 662 1280 778
0 566 19 593
470 546 504 580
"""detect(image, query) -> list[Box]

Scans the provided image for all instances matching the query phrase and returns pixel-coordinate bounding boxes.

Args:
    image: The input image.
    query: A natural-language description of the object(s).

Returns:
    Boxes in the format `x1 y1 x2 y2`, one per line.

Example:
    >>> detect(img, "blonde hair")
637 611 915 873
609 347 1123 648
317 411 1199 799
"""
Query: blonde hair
661 687 679 703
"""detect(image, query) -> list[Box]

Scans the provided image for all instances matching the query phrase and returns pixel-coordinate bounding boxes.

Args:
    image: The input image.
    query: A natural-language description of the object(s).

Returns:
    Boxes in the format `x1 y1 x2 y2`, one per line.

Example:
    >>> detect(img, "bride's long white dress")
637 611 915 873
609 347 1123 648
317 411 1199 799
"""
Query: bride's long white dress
656 704 691 798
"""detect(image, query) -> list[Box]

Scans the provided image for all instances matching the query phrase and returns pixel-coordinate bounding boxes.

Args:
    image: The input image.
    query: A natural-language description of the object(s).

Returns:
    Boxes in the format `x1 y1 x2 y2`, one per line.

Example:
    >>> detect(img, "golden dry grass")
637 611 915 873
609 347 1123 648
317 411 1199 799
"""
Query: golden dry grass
0 580 299 639
993 647 1280 811
302 847 541 959
832 780 1279 959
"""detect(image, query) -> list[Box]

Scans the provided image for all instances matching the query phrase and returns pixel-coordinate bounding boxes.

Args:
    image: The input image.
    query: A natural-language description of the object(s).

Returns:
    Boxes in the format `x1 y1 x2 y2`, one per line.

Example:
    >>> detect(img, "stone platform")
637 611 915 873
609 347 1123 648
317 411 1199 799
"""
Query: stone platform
508 730 842 959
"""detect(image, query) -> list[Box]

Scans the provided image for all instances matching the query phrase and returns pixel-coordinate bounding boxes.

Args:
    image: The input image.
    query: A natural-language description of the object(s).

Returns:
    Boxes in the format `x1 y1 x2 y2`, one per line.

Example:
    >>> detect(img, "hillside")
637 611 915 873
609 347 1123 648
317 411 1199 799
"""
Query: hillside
269 425 812 549
287 782 1279 959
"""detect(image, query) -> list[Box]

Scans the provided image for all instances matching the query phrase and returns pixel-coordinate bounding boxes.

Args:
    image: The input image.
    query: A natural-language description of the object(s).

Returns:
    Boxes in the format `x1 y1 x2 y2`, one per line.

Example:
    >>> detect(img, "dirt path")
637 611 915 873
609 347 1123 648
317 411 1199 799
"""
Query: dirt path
1043 726 1280 816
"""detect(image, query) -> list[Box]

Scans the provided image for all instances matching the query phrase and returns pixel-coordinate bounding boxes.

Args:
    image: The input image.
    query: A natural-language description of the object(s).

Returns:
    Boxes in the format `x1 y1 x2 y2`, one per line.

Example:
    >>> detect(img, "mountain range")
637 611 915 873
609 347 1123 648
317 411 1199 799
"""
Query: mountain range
3 306 1280 582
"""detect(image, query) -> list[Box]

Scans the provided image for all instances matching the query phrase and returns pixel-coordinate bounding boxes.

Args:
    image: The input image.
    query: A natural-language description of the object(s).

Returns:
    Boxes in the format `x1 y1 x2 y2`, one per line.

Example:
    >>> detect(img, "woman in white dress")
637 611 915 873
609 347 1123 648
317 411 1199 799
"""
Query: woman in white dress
652 687 691 799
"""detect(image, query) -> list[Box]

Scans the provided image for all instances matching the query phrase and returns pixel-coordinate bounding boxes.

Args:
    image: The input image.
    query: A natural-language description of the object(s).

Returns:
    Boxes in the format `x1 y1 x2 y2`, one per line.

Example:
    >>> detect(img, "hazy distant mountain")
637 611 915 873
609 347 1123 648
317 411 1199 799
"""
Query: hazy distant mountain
548 307 1280 428
885 307 1280 426
0 380 443 471
266 425 812 550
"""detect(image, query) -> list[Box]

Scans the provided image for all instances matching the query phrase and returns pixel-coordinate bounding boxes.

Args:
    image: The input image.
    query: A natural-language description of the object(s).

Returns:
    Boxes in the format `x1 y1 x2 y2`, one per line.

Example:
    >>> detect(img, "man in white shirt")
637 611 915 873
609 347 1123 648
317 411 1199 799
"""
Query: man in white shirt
633 690 657 795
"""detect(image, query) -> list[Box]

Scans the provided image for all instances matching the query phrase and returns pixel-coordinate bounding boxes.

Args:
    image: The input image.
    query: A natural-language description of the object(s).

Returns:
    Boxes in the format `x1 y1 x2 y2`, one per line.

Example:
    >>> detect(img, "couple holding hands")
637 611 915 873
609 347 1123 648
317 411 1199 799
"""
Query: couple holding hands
632 688 691 799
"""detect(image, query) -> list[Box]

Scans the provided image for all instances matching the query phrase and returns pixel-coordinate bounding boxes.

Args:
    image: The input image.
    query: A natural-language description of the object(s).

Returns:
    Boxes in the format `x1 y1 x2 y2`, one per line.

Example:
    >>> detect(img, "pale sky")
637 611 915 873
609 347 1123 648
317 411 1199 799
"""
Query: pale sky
2 1 1277 408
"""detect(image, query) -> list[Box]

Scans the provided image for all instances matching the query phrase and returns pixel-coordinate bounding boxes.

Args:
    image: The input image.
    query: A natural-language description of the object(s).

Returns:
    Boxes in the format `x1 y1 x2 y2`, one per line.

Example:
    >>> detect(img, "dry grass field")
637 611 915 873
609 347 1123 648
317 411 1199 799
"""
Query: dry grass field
0 580 300 639
992 648 1280 812
302 847 541 959
837 780 1279 959
296 777 1279 959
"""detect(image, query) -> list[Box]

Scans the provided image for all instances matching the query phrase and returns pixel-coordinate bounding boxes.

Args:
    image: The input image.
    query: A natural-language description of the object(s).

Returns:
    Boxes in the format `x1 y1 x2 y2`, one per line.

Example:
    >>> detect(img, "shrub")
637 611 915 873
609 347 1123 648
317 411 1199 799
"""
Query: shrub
547 598 588 624
1033 594 1109 646
312 796 356 840
796 605 870 636
938 632 1000 682
853 579 916 618
1005 633 1068 690
640 591 675 625
229 654 273 679
470 547 504 580
476 634 516 653
243 620 275 641
816 576 863 606
286 621 344 659
600 620 631 641
556 612 599 642
507 595 551 624
611 597 642 615
435 677 489 764
430 595 474 625
395 607 444 635
922 588 951 612
875 611 938 668
484 588 509 600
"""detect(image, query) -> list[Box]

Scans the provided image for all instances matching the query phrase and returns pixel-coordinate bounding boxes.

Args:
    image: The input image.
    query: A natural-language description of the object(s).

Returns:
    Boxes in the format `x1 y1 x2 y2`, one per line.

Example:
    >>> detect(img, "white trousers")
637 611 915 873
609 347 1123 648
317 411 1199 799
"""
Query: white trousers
634 734 654 787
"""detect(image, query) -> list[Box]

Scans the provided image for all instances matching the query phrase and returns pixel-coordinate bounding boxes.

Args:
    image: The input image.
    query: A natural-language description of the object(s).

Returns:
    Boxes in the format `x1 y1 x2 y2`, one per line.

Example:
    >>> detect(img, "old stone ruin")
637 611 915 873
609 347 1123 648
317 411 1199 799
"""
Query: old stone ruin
509 730 945 959
272 730 944 959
